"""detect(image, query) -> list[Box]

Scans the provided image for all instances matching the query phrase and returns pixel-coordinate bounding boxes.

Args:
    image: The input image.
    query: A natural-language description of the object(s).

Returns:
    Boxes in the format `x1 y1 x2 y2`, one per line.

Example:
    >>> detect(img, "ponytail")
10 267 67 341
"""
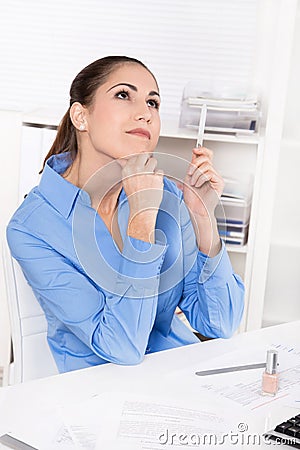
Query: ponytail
40 109 77 172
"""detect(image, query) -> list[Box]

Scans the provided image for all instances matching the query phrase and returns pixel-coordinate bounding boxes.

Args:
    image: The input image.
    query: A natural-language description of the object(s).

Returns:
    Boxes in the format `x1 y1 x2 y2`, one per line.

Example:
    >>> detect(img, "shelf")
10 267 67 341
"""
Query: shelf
160 120 261 144
23 108 64 128
225 244 248 254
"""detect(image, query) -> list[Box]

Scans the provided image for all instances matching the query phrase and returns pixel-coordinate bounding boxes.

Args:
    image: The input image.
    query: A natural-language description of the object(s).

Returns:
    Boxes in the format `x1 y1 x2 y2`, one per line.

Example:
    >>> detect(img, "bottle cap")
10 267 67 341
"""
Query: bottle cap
265 349 278 374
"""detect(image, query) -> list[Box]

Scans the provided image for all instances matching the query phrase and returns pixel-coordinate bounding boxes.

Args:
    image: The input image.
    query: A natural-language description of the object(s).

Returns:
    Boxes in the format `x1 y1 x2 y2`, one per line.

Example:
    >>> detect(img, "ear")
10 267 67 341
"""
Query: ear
70 102 87 131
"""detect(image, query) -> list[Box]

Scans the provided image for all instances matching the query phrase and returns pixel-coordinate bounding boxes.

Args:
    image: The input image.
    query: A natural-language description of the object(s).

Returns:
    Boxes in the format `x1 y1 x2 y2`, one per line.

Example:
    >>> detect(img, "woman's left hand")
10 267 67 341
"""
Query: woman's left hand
183 147 224 218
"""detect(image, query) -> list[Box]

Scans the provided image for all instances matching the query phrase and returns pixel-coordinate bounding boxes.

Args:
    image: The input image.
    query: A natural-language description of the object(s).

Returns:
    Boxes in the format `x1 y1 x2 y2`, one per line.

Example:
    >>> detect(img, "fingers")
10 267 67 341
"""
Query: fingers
121 152 163 206
123 153 157 174
190 163 211 186
145 156 158 173
194 170 222 190
188 167 216 188
187 147 214 182
188 156 209 176
192 146 213 160
188 146 214 176
186 146 224 196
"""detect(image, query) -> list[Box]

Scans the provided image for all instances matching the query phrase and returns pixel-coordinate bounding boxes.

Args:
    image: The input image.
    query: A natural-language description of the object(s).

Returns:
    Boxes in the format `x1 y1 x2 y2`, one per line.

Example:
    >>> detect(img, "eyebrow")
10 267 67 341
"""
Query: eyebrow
106 83 160 97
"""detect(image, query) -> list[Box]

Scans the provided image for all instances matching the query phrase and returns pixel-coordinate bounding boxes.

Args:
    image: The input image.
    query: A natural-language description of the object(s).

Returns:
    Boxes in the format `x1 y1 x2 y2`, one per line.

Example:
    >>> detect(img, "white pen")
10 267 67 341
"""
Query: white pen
196 103 207 147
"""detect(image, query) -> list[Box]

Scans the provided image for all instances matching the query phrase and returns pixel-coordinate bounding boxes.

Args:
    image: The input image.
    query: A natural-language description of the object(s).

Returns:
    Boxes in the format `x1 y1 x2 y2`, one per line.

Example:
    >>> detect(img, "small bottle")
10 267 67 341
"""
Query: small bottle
262 349 279 396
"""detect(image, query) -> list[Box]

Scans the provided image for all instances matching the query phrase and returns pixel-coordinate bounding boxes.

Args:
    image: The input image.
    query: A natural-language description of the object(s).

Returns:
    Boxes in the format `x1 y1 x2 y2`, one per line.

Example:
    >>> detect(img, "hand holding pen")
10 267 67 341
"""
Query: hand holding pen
183 105 224 218
182 105 224 256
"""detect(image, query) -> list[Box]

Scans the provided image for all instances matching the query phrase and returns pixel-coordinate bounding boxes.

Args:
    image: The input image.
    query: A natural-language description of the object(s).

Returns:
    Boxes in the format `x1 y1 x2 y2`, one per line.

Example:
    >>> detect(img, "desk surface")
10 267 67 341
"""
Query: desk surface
0 321 299 449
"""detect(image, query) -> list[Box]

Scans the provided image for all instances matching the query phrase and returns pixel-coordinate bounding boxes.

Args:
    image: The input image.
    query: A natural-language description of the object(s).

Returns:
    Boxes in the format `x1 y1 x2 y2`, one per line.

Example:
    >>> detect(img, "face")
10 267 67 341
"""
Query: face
82 63 161 161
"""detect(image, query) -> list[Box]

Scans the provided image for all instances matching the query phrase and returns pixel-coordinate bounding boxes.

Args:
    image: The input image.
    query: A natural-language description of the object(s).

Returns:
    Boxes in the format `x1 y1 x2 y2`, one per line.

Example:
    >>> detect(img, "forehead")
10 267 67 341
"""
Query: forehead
102 63 159 92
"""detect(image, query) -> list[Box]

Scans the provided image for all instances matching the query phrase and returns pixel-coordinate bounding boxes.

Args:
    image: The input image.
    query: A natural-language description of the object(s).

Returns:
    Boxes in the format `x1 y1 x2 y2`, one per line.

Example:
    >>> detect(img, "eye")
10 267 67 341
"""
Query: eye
147 98 160 109
115 90 129 100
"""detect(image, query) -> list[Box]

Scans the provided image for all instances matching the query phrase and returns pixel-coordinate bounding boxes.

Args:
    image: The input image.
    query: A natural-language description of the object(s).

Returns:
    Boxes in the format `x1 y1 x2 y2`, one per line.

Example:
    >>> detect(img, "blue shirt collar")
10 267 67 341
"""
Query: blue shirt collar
39 152 86 219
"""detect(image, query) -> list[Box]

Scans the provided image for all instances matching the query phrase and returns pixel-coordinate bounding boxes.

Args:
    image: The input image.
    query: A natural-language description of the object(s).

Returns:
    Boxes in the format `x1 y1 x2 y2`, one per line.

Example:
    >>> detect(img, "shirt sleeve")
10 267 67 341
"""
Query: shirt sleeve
178 201 245 339
6 225 167 365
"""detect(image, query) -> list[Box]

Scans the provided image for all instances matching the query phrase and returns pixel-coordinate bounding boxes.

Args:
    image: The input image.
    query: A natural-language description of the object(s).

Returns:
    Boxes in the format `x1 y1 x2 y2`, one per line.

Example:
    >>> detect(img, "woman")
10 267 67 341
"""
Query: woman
7 56 244 373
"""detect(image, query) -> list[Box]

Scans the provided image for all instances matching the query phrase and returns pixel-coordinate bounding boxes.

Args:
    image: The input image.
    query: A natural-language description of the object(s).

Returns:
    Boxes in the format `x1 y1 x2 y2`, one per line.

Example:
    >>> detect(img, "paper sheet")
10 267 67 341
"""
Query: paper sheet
168 341 300 411
0 410 75 450
0 385 75 450
61 391 241 450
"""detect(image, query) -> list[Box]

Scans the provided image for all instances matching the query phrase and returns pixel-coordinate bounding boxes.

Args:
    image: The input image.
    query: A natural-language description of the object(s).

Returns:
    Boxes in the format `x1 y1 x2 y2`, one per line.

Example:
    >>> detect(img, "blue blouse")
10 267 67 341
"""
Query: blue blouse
7 152 244 373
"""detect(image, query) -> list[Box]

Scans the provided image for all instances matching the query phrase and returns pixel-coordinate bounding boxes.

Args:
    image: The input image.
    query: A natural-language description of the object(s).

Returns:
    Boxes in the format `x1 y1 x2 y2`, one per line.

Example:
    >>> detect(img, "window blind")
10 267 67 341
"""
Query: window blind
0 0 258 119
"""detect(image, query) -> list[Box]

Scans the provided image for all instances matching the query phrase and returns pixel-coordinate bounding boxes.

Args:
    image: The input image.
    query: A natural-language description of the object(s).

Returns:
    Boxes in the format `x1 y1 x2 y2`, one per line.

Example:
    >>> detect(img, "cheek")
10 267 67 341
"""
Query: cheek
152 120 161 145
88 111 118 142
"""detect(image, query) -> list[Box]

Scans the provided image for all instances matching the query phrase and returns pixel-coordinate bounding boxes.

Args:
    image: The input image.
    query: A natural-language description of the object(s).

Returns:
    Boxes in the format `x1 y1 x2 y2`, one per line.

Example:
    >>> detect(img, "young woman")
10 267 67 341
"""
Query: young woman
7 56 244 373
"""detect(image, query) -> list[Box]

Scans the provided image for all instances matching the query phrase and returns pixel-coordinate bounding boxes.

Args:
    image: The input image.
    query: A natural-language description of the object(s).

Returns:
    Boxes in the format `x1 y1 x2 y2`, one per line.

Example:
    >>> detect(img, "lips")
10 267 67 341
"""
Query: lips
126 128 151 139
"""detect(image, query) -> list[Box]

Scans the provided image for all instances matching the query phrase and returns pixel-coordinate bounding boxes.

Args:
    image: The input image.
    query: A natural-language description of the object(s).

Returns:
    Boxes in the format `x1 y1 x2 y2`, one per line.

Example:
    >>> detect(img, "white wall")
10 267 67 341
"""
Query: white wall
263 1 300 326
0 0 258 120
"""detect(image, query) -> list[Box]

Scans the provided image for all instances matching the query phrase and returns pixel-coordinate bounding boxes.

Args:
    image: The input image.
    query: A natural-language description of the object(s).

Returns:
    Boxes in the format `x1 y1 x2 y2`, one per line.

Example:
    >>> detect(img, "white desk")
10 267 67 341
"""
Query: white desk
0 321 299 449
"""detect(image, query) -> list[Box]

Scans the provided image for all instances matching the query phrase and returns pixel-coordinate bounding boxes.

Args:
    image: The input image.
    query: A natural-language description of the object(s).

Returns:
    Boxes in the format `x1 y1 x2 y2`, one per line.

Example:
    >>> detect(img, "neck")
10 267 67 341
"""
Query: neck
62 151 106 188
98 184 122 215
62 149 123 211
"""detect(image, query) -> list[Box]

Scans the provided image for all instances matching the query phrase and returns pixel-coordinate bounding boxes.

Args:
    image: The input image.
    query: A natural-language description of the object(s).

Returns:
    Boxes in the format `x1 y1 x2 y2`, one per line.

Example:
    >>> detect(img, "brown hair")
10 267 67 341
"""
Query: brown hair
41 56 157 170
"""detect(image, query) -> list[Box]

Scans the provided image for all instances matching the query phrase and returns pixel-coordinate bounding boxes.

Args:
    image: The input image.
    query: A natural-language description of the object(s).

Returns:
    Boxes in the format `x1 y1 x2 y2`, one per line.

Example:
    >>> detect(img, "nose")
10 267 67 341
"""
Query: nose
134 102 152 123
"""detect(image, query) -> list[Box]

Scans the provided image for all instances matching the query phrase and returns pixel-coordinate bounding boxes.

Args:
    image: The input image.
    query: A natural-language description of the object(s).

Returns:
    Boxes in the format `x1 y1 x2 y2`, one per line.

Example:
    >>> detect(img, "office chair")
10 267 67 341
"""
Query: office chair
2 241 58 384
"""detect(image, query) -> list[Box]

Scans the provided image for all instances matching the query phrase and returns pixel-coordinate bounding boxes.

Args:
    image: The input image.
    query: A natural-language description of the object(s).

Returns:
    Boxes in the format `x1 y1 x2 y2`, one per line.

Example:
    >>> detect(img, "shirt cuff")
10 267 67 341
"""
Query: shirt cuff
197 240 233 285
118 234 167 280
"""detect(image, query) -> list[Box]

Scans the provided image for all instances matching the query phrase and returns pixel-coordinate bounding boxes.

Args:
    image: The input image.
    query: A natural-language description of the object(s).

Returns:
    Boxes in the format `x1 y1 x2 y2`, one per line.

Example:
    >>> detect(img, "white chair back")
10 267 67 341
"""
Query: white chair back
2 241 58 384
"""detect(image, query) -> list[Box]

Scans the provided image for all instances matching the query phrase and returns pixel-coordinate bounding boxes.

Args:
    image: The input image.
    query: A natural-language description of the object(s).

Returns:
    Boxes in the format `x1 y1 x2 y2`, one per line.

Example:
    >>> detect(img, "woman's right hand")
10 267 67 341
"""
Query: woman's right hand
121 153 164 243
